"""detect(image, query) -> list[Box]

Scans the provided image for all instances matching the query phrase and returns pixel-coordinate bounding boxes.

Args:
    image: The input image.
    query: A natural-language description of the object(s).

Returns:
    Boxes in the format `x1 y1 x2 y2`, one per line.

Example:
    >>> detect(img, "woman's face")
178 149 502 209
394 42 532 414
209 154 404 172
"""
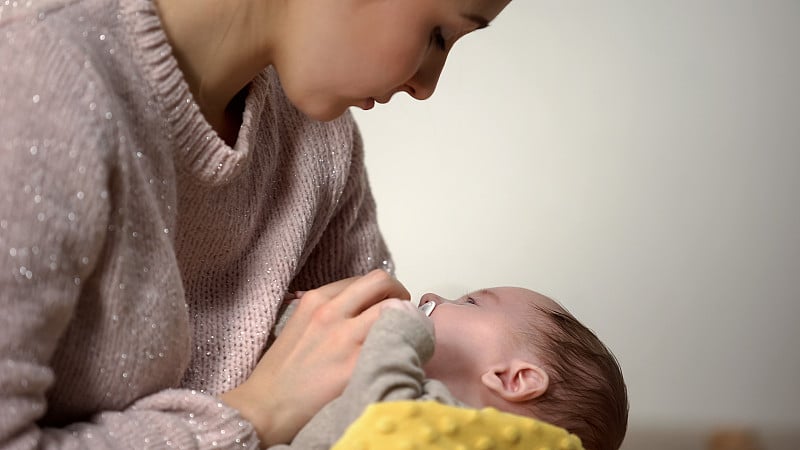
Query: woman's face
275 0 510 121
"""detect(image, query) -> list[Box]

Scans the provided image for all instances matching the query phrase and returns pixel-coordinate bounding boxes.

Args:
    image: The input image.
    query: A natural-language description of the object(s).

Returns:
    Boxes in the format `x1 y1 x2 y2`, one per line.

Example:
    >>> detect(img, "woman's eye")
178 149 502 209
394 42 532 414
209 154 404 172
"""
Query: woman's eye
432 27 447 51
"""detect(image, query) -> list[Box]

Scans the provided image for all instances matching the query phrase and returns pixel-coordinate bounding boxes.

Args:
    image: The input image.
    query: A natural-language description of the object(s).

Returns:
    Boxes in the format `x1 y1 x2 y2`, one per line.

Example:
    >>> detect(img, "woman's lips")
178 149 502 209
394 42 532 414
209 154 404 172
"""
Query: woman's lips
360 98 375 110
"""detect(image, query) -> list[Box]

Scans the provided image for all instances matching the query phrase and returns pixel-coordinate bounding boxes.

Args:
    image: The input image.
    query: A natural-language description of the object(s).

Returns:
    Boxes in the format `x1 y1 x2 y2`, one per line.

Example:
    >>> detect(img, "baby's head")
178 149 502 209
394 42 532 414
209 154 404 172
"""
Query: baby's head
420 287 628 450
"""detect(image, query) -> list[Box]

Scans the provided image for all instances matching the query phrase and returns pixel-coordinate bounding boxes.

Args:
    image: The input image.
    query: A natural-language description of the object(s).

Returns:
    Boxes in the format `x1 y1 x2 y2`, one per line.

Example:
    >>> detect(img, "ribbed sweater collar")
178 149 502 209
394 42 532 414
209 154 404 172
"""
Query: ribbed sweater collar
119 0 268 185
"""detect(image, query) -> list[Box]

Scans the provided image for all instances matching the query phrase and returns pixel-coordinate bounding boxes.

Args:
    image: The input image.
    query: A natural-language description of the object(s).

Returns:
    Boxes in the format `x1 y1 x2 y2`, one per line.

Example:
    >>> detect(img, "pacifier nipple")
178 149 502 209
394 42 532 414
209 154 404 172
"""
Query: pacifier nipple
418 301 436 317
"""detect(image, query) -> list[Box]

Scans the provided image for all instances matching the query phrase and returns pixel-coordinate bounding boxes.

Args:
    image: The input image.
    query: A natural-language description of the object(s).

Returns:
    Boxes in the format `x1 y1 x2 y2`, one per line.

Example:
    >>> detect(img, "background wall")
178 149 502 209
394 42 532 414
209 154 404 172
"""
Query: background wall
352 0 800 439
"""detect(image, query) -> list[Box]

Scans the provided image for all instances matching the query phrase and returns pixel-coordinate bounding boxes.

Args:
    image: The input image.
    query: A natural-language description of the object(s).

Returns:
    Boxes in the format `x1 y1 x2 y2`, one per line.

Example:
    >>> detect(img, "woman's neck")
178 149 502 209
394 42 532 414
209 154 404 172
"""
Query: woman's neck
154 0 280 140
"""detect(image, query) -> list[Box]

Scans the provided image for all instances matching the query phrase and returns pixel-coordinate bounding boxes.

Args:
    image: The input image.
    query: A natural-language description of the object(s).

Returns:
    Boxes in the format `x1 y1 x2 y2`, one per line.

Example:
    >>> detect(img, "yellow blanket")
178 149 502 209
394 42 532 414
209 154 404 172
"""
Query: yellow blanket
333 401 584 450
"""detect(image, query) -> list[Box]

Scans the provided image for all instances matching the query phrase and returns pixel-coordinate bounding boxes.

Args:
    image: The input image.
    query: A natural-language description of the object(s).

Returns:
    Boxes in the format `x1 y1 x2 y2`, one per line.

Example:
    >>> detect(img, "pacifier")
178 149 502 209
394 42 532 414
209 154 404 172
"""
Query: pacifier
418 301 436 317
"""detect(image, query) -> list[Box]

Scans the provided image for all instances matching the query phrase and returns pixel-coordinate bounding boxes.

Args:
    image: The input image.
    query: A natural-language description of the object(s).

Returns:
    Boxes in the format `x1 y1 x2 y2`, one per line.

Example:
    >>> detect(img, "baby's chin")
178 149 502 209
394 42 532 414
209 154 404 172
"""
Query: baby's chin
422 353 455 382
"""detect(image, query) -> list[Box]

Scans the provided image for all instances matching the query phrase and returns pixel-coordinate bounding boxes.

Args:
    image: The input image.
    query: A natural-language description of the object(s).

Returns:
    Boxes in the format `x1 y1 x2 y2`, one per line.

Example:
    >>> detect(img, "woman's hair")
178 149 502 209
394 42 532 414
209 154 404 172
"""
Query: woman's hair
516 301 629 450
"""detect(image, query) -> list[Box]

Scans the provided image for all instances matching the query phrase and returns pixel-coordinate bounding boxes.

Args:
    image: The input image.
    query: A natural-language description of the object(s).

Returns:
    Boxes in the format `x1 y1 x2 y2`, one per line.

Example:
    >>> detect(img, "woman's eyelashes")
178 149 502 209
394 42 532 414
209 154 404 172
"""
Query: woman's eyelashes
431 26 447 51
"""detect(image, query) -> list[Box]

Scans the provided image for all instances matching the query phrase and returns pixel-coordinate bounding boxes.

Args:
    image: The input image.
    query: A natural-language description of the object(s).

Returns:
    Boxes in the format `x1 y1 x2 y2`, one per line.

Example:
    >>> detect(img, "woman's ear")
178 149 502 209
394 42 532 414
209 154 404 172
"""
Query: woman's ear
480 359 549 403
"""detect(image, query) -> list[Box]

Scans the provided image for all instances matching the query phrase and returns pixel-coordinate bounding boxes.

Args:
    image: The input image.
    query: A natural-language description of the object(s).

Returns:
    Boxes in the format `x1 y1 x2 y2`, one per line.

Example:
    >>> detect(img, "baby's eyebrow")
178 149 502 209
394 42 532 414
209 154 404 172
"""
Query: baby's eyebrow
474 288 500 303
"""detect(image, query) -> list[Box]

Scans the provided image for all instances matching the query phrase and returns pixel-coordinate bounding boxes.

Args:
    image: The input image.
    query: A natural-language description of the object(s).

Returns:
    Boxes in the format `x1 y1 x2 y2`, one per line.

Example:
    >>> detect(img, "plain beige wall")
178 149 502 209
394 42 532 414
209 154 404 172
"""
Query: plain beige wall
353 1 800 433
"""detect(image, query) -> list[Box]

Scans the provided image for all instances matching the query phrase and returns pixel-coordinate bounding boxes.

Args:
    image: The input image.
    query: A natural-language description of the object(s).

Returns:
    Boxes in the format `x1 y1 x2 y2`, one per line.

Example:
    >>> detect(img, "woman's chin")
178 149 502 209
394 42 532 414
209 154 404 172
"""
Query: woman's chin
308 105 349 122
289 95 349 122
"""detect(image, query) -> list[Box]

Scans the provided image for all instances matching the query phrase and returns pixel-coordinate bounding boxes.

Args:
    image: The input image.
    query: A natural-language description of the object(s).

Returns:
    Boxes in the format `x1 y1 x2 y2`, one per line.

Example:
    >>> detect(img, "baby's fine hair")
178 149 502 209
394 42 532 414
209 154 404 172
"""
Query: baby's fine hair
517 301 629 450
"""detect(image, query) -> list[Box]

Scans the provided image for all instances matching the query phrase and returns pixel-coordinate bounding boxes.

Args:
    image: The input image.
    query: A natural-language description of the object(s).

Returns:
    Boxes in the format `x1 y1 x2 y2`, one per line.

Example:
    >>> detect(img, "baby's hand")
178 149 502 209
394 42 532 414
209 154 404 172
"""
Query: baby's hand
380 298 434 336
380 298 420 314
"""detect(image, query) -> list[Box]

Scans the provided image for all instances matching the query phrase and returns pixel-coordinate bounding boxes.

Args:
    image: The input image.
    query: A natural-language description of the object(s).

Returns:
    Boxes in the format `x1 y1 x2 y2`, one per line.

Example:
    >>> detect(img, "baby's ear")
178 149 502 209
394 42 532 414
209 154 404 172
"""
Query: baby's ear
480 359 549 403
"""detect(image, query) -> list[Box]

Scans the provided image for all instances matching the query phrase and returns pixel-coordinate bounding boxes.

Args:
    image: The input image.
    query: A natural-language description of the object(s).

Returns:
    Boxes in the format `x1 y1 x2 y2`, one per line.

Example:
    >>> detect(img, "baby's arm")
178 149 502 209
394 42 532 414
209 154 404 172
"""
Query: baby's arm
269 301 441 449
346 300 437 401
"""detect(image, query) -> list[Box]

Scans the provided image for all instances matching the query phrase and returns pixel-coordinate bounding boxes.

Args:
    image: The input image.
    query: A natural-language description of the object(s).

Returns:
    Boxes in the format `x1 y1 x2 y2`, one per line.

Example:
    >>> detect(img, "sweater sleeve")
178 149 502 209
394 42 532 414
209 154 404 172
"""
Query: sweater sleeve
0 23 259 450
289 117 392 290
1 22 112 449
268 308 443 450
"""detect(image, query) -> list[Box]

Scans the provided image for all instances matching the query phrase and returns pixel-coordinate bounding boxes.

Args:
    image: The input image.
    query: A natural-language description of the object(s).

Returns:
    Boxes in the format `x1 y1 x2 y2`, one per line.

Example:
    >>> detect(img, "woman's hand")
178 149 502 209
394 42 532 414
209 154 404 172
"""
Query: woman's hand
220 269 410 447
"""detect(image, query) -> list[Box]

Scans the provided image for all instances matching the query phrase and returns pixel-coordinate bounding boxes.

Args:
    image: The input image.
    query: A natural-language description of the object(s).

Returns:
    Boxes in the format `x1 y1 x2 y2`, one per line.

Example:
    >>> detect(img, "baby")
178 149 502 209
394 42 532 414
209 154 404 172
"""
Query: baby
270 287 628 450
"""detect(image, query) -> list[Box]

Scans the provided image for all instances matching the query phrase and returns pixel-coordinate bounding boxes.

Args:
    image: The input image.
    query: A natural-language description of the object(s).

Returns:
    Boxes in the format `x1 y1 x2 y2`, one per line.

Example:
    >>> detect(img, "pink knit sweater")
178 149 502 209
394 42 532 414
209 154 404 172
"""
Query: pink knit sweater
0 0 391 447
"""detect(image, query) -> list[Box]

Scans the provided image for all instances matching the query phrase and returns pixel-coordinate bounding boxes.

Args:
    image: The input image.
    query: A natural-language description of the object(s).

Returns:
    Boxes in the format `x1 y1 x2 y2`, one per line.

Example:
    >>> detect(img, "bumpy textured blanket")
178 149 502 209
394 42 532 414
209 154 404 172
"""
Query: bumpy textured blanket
333 400 583 450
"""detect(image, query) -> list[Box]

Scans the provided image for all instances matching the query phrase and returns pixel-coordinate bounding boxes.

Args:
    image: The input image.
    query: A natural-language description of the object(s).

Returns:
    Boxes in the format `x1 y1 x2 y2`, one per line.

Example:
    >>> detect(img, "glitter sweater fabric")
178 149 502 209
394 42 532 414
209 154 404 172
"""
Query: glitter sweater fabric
0 0 390 447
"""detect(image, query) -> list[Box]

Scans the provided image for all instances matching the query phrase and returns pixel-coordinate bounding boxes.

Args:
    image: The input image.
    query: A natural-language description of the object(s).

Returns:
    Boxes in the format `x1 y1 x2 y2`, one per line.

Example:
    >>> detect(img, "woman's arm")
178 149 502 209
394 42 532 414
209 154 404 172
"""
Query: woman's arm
0 24 261 449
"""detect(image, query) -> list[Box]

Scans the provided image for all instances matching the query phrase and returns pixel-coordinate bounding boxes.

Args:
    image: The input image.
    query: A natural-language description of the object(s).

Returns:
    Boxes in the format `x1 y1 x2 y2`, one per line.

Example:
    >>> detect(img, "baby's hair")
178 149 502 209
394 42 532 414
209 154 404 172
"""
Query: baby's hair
517 301 629 450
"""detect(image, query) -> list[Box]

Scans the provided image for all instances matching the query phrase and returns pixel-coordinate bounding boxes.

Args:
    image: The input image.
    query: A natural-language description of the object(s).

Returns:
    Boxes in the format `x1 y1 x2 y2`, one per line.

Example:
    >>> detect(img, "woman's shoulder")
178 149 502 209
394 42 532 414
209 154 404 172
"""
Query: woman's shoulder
0 0 76 23
0 0 157 149
1 0 124 102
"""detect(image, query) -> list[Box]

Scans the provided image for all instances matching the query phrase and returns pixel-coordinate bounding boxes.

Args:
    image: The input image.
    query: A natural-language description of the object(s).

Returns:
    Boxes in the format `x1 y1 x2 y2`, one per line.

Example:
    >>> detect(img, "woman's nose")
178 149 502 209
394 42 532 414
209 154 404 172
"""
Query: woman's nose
405 52 447 101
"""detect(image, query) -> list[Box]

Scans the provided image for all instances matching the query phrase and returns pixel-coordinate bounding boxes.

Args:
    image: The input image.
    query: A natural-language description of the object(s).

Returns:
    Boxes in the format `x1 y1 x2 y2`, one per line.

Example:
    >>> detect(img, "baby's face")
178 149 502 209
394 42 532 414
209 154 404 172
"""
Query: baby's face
420 287 557 405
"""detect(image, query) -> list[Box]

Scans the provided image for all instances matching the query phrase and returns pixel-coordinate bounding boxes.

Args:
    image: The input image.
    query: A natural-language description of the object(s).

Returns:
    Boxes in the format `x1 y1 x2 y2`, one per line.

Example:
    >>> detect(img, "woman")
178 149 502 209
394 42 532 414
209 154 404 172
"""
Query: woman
0 0 510 447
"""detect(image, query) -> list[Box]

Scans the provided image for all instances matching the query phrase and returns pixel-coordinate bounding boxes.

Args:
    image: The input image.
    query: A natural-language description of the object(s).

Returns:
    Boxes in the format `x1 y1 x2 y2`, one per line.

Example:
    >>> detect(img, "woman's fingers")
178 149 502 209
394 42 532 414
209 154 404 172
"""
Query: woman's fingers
303 275 360 298
270 270 407 361
327 269 410 317
347 298 393 343
296 269 409 319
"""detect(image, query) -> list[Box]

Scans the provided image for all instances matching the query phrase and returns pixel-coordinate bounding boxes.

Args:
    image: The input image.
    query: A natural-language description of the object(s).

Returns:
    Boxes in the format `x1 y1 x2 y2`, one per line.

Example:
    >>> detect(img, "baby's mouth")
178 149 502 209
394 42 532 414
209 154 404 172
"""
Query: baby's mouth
418 301 436 317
